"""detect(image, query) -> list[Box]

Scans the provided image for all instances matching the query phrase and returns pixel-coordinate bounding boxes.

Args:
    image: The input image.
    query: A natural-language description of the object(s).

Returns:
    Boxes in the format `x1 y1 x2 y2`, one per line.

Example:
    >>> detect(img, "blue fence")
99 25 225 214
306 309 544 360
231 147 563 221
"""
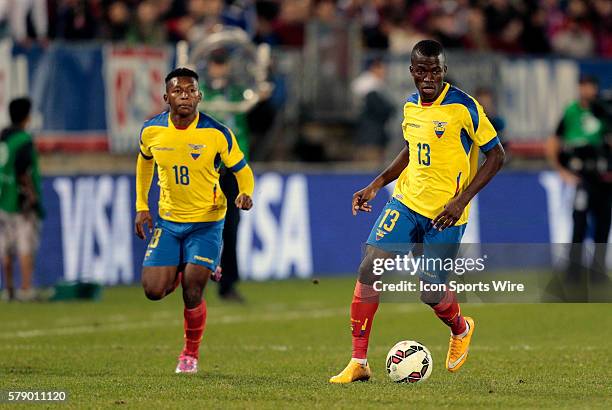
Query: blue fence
11 170 596 288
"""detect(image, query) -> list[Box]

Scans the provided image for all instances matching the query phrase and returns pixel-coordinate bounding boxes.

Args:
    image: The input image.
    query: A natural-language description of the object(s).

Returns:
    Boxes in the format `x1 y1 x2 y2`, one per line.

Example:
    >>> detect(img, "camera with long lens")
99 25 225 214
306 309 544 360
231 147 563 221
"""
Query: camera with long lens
559 98 612 183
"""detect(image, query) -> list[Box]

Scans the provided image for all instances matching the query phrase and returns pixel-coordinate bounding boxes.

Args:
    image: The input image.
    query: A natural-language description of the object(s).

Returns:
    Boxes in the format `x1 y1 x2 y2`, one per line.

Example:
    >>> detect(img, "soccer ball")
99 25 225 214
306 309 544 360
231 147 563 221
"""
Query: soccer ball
385 340 433 383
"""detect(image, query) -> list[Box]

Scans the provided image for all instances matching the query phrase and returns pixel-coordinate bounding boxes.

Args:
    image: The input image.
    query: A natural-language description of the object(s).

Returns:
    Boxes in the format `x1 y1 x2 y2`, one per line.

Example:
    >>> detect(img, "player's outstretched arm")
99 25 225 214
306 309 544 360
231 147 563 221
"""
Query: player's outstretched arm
433 144 505 230
233 164 255 210
352 146 410 216
135 154 155 239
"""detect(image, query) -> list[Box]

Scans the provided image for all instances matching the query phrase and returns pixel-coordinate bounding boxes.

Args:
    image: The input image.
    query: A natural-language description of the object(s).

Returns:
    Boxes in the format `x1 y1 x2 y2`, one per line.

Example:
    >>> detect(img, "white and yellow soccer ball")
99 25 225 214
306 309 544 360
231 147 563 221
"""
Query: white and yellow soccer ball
385 340 433 383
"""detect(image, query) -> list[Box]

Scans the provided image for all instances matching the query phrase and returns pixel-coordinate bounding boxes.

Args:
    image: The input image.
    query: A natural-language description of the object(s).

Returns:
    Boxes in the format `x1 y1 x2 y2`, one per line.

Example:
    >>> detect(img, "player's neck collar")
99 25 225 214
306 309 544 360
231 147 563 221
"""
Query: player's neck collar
170 112 199 130
419 82 450 107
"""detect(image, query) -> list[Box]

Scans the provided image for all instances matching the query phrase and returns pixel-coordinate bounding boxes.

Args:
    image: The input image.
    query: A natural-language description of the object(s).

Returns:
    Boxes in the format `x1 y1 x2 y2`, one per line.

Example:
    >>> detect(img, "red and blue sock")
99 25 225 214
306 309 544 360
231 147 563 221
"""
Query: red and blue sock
431 290 467 336
351 281 380 360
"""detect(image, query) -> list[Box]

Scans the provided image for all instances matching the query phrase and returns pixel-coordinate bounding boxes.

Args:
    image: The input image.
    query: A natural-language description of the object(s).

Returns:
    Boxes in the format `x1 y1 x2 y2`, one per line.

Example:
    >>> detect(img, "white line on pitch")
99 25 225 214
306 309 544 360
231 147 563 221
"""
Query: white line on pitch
0 304 423 340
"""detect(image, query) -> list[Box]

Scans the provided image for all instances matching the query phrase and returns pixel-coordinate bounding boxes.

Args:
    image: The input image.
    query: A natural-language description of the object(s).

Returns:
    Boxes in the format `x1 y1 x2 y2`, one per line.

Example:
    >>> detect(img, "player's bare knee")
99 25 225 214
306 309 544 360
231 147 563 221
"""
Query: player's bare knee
141 268 175 300
143 284 166 301
358 246 390 285
357 259 378 285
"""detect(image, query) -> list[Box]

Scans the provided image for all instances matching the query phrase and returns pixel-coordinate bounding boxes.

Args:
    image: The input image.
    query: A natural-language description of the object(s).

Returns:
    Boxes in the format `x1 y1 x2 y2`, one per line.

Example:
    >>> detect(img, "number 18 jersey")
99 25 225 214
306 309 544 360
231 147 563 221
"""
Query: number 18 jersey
138 111 247 223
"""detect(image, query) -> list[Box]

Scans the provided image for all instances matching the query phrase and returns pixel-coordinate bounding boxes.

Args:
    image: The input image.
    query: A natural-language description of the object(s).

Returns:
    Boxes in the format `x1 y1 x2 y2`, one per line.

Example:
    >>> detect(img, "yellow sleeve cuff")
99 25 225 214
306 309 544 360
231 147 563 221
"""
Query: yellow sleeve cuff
233 164 255 197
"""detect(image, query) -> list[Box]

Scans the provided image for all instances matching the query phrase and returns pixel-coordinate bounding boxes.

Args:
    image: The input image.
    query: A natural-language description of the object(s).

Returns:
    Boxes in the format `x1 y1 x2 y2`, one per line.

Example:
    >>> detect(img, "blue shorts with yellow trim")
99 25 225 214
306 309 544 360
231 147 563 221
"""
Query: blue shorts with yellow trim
366 198 466 284
143 218 224 271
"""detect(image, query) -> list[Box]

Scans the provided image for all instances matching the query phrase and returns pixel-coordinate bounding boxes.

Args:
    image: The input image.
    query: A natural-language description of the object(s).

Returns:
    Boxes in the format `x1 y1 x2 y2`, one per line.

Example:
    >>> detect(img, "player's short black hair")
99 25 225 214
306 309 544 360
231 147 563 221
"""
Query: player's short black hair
9 97 32 125
411 40 445 61
165 67 199 84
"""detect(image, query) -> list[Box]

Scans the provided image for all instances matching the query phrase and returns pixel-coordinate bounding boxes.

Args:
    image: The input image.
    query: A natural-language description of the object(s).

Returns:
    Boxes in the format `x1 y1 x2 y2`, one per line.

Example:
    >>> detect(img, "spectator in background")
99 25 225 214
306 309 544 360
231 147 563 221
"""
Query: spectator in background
592 0 612 57
313 0 338 26
521 5 550 54
103 1 130 41
541 0 566 38
463 6 490 51
484 0 524 52
253 0 281 45
485 0 520 37
351 57 395 163
311 0 344 43
551 0 595 57
126 0 166 45
428 4 465 49
181 0 230 42
56 0 97 40
357 0 389 50
222 0 257 36
546 76 611 284
0 98 44 302
551 17 595 58
273 0 312 47
386 15 425 55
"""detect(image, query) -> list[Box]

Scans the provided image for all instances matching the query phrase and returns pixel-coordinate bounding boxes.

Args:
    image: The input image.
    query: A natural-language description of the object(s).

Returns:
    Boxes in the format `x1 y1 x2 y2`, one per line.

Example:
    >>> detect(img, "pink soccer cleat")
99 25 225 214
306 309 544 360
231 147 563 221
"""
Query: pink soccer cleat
175 354 198 374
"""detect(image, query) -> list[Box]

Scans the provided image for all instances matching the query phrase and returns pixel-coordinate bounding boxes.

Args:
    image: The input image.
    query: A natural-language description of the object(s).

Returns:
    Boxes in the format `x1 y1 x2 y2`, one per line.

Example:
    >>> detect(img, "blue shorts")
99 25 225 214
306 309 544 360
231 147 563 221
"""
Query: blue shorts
366 198 466 283
143 218 224 271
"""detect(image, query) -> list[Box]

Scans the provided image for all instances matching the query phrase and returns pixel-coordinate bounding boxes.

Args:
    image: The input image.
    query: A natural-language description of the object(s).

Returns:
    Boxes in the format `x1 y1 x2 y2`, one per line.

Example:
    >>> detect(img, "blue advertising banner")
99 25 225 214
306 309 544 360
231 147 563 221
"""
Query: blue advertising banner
19 170 597 288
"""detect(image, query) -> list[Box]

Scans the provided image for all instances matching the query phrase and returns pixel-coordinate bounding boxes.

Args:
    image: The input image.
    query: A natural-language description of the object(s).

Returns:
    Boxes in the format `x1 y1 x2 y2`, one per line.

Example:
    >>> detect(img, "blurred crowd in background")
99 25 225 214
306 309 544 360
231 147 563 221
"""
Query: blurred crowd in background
0 0 611 58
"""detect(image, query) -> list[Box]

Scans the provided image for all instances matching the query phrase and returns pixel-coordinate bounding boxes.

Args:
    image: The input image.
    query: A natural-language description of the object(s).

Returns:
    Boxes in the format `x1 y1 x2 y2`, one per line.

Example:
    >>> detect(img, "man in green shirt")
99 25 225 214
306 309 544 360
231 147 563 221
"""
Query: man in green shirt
547 75 611 284
0 97 43 301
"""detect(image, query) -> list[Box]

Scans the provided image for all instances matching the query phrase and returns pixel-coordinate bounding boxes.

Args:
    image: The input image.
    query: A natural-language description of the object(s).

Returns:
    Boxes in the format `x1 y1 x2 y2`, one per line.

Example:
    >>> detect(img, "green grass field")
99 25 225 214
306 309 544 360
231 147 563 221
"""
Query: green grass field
1 277 611 409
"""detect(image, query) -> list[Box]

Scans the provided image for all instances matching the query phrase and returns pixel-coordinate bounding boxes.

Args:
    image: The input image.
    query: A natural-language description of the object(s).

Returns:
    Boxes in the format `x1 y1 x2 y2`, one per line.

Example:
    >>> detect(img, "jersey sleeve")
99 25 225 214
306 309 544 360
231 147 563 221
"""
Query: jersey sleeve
218 128 246 171
139 127 153 159
470 100 499 153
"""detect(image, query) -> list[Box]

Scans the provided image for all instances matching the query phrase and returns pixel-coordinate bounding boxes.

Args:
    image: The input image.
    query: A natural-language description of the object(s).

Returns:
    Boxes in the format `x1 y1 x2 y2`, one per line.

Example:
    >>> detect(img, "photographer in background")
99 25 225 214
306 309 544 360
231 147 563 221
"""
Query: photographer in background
0 97 44 301
547 75 612 284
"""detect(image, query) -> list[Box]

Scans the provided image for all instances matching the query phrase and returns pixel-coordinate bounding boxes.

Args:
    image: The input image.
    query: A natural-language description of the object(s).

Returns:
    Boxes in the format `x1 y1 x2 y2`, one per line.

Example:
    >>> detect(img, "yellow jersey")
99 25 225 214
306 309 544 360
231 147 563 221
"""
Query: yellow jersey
136 111 248 223
394 83 499 225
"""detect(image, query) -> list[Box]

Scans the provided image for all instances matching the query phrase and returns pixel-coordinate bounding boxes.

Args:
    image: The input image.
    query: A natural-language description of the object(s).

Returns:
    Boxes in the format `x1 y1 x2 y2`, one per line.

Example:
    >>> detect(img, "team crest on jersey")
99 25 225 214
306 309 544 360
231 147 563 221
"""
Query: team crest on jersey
432 121 448 138
188 144 205 160
376 229 386 241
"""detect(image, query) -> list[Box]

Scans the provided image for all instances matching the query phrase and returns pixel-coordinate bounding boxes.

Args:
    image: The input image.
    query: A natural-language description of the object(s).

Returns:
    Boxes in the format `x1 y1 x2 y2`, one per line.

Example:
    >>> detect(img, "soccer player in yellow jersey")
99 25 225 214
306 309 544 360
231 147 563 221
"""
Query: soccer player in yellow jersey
330 40 505 383
134 68 255 374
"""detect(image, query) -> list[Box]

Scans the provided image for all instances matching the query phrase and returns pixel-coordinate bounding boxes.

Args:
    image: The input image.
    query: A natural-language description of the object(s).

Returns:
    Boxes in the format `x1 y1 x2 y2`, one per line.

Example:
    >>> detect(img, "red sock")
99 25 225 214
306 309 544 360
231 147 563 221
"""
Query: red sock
182 301 207 359
431 290 466 335
351 282 380 359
